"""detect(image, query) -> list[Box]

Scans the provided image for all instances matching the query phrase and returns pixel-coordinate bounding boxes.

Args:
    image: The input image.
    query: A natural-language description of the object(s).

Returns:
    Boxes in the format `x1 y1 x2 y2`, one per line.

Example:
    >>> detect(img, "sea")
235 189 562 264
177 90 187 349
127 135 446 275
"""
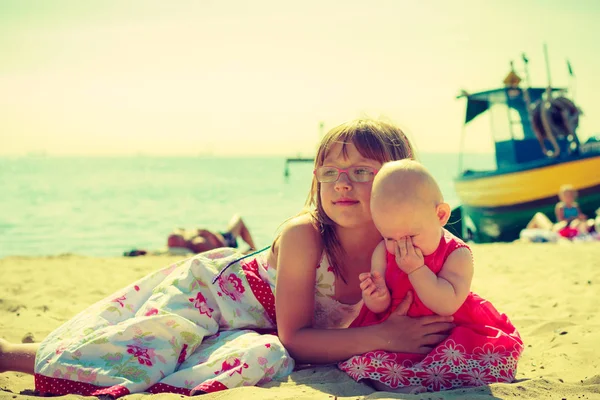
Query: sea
0 153 495 258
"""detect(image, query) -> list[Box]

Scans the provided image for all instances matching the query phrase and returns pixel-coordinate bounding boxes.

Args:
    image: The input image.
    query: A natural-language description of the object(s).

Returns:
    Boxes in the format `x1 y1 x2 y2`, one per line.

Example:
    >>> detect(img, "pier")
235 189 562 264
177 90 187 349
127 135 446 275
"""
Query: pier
284 157 313 177
283 122 323 176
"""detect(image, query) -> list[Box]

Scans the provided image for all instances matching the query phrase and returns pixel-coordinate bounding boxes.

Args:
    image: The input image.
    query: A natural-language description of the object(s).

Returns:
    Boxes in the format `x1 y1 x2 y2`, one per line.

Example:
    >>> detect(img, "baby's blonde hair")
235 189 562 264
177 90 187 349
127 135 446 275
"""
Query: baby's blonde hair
371 159 443 212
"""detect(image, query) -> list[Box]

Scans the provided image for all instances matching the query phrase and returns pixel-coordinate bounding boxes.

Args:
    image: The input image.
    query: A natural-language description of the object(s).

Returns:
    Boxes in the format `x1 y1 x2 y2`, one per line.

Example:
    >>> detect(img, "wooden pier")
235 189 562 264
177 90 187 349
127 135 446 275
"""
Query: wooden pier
284 157 314 177
284 122 324 176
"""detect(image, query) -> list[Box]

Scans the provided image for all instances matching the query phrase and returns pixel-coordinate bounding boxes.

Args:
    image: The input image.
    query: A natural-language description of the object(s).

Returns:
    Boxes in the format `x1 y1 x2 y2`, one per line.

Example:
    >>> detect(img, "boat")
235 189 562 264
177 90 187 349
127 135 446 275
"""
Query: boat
452 50 600 243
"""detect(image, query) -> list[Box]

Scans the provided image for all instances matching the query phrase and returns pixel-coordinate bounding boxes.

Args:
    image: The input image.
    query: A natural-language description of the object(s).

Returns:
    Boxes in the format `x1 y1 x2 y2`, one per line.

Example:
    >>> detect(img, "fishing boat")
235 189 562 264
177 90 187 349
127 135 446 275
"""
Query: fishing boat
452 50 600 243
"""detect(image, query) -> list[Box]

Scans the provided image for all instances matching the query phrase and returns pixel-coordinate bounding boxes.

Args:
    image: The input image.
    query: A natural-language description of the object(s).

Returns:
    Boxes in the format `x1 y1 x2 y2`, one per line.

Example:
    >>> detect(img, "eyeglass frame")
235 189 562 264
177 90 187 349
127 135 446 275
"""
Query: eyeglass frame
313 166 379 183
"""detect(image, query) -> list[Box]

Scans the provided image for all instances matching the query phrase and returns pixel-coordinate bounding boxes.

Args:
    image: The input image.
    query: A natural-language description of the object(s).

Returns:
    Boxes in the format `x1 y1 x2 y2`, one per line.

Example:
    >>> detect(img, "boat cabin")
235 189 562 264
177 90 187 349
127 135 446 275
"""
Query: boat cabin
458 86 575 171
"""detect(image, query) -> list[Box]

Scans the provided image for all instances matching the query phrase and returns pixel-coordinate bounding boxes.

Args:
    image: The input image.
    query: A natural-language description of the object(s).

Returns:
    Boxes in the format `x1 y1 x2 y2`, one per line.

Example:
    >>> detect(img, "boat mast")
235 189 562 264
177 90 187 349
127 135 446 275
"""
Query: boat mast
456 90 469 174
539 43 560 156
521 54 534 128
566 58 577 101
457 120 467 174
543 43 552 89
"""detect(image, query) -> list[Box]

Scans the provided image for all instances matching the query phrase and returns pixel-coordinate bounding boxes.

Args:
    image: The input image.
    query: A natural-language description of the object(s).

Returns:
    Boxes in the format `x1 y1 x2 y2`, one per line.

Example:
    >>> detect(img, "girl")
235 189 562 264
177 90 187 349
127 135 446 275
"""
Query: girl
0 119 454 397
339 160 524 393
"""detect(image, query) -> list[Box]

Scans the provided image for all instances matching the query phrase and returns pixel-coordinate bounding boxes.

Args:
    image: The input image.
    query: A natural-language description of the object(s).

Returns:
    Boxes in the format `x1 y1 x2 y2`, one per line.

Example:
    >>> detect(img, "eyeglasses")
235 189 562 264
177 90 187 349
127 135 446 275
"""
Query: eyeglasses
313 166 378 183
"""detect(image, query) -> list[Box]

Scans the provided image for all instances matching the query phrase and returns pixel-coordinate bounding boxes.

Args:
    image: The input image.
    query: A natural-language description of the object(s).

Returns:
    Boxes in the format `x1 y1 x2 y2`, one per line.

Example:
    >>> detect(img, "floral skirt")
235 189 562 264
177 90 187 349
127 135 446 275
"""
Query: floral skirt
339 295 524 392
34 247 294 397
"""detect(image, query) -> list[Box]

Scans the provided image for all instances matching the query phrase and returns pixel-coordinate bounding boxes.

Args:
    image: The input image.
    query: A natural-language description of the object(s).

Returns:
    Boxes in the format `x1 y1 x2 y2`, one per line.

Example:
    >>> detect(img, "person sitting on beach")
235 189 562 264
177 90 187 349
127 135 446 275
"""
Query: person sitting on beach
166 214 257 254
526 184 594 237
0 118 455 397
338 160 523 393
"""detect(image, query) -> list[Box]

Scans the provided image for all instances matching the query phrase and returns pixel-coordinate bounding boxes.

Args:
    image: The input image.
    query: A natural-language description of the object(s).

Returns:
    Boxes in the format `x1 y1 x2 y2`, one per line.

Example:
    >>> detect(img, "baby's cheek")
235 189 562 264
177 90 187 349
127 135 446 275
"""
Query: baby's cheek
413 240 425 255
385 241 396 254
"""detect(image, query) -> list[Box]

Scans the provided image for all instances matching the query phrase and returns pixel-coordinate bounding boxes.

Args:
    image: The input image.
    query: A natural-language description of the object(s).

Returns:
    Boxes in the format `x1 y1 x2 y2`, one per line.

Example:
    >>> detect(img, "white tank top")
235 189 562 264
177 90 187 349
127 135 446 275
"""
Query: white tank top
312 253 363 329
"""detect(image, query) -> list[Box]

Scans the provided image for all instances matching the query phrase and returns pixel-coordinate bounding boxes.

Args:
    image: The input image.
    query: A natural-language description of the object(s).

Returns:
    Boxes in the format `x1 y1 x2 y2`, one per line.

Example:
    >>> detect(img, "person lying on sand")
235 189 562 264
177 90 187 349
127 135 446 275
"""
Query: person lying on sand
167 214 257 253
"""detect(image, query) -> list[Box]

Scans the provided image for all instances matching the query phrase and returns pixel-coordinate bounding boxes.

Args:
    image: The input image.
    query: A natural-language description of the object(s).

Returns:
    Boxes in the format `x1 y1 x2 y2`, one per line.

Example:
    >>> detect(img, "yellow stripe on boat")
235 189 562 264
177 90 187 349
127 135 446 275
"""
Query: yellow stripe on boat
455 156 600 208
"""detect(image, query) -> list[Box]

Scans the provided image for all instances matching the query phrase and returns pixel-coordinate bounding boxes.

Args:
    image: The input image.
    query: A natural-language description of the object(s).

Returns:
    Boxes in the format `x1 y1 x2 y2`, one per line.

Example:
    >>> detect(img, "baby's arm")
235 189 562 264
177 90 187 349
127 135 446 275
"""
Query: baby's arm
359 241 391 314
408 247 473 316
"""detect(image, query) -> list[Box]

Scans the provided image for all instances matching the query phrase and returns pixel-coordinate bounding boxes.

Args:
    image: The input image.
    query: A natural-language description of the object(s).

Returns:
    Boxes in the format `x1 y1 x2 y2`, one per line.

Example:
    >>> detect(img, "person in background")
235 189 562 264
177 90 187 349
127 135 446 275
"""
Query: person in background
526 184 595 237
167 214 257 254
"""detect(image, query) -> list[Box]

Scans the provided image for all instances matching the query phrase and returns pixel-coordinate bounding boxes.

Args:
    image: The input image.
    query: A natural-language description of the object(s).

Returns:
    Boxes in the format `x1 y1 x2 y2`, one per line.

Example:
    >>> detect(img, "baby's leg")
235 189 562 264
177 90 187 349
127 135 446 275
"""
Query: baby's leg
0 338 38 374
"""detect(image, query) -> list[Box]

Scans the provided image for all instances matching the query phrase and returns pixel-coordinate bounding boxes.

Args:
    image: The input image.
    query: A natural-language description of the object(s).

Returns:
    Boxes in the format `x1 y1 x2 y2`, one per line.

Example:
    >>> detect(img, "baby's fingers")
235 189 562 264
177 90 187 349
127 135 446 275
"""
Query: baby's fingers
359 278 374 291
405 237 417 255
363 285 376 297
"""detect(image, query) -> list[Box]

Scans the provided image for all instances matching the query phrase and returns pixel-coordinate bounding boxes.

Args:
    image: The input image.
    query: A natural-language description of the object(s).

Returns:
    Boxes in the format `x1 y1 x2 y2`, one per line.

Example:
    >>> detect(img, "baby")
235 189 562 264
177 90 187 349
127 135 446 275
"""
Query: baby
339 160 524 393
361 159 471 316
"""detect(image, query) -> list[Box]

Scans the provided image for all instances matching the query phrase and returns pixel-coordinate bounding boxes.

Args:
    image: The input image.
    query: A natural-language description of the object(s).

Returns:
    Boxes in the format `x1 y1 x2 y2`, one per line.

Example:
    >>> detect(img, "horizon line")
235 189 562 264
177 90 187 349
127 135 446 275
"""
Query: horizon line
0 151 496 158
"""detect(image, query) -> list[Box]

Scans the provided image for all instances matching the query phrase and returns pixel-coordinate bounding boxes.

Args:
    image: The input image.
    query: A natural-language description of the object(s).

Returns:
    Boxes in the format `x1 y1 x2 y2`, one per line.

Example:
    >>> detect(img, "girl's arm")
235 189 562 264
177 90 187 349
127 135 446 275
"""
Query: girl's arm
359 241 391 314
408 247 473 316
555 202 565 222
275 216 454 363
275 215 384 363
575 204 587 220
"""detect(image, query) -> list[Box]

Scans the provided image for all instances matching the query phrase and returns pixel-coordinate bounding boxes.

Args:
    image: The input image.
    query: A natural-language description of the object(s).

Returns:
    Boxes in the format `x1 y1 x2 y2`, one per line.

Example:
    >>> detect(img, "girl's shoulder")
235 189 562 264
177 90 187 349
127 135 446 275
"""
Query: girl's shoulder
275 212 323 257
281 213 321 237
271 212 321 255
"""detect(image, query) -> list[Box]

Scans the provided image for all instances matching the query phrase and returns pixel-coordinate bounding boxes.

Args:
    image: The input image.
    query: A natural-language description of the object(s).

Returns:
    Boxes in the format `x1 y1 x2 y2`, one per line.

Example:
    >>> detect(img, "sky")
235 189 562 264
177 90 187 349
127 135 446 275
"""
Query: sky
1 0 599 156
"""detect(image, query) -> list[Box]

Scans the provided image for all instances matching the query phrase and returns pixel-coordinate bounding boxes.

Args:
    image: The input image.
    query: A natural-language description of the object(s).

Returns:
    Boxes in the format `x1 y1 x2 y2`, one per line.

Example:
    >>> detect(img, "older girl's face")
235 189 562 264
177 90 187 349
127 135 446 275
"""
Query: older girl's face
320 142 382 230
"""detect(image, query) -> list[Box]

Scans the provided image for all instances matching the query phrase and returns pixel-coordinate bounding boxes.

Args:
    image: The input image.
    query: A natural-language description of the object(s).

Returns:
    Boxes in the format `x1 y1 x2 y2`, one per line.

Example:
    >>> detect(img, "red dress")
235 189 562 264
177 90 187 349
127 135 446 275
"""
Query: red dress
338 230 524 392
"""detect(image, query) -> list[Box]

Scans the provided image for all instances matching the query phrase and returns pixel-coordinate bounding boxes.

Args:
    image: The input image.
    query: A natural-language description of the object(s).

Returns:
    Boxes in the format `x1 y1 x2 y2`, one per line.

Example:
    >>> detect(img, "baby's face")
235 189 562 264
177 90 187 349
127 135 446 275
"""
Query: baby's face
372 201 443 256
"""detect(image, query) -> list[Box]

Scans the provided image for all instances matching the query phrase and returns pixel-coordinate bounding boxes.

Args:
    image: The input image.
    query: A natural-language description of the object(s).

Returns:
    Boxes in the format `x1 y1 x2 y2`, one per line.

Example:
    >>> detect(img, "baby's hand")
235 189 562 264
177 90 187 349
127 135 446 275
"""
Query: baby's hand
394 237 425 275
359 272 391 313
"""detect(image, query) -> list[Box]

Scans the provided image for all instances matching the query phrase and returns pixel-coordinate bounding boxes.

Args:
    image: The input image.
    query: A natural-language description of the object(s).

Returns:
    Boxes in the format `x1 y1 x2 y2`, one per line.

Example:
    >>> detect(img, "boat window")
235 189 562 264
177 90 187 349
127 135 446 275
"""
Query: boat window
508 108 525 140
488 103 524 141
458 114 497 174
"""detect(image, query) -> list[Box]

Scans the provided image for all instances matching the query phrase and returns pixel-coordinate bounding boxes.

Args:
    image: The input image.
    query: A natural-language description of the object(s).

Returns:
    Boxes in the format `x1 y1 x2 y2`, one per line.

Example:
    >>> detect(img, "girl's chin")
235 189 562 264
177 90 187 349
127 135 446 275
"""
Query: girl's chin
332 216 374 230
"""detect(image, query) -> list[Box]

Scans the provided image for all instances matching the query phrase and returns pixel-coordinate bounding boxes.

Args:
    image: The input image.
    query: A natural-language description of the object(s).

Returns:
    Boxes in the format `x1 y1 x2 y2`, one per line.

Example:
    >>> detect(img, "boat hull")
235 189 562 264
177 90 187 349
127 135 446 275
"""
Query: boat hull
454 155 600 242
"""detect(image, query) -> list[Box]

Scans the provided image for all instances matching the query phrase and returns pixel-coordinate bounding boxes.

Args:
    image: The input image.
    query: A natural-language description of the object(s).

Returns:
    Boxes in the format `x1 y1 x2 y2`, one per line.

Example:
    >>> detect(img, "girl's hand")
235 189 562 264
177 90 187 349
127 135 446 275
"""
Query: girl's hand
395 237 425 275
376 291 454 354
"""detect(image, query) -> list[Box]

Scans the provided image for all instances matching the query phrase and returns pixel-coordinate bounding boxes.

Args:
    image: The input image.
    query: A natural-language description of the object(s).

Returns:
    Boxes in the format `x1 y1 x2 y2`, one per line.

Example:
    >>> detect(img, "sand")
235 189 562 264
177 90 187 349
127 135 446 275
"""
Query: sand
1 242 599 399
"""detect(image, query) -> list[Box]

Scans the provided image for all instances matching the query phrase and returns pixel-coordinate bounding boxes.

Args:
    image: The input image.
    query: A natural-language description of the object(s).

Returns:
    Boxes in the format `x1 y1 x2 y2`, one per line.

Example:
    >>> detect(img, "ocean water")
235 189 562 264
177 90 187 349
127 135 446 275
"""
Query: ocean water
0 153 494 258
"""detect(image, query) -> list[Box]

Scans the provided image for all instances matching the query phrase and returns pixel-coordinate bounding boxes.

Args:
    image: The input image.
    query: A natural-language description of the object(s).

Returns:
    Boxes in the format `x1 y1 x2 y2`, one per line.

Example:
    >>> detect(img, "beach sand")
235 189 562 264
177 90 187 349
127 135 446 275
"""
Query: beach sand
1 243 599 399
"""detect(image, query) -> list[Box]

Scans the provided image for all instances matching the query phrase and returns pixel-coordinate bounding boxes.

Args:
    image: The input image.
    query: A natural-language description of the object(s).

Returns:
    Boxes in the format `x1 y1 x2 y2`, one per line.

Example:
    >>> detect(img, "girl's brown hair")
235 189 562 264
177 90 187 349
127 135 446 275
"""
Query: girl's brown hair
306 118 415 281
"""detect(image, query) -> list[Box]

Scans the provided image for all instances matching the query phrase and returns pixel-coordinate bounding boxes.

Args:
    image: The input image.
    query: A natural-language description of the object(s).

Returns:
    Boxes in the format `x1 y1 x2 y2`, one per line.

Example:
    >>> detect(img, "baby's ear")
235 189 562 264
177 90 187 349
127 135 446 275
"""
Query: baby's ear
436 203 452 226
